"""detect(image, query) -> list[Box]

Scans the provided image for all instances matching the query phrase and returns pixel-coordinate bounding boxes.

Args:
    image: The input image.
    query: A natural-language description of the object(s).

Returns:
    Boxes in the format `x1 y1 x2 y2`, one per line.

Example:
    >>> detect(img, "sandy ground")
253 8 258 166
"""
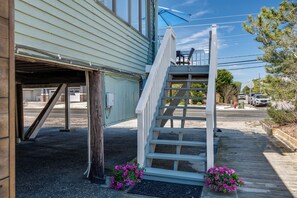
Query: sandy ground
279 123 297 139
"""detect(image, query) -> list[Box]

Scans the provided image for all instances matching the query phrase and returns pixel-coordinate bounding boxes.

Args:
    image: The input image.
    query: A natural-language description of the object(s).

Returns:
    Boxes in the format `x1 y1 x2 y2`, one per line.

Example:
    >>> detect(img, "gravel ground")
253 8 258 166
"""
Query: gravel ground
128 180 203 198
16 126 139 198
16 119 255 198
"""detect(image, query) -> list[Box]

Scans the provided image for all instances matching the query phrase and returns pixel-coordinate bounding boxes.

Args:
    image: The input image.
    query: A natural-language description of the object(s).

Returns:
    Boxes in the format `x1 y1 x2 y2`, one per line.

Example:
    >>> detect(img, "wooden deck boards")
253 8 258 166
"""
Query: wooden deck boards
212 130 297 198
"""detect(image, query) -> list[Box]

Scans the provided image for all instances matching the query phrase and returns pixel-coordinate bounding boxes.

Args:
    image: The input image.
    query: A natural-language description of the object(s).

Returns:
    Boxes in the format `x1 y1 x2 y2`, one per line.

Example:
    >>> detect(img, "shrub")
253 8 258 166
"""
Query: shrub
110 163 144 190
267 107 297 125
205 166 244 193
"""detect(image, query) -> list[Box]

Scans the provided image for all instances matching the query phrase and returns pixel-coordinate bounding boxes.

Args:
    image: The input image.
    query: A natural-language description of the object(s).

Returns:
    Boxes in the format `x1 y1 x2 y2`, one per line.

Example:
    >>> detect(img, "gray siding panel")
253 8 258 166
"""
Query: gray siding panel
103 74 139 126
15 0 152 74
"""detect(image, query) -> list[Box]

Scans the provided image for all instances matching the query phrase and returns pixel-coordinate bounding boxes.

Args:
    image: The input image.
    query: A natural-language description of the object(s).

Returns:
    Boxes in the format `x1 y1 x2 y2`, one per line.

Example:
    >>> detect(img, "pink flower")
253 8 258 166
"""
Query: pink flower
111 163 144 191
116 182 123 190
219 167 224 172
129 181 135 186
206 178 211 185
123 170 128 176
223 184 228 189
215 176 219 181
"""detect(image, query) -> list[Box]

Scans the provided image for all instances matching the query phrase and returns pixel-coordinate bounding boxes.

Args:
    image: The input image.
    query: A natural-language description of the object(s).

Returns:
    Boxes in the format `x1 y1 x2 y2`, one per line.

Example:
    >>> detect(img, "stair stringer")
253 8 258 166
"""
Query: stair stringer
144 67 171 167
160 83 187 127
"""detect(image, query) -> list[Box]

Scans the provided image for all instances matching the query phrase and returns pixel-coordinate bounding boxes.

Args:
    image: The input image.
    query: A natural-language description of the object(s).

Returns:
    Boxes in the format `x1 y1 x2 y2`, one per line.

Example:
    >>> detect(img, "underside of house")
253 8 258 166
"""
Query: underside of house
0 0 217 196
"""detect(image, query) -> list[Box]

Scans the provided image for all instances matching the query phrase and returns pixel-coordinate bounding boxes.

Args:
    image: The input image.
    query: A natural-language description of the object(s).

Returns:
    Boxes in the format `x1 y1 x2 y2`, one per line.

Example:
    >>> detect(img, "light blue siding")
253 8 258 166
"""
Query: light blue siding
103 73 139 126
15 0 152 74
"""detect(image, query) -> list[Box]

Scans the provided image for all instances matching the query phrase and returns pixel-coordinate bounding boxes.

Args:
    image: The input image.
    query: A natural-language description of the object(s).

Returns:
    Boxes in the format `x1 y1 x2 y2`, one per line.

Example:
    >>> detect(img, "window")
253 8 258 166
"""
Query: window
98 0 112 10
116 0 129 22
141 0 147 36
97 0 148 37
131 0 139 30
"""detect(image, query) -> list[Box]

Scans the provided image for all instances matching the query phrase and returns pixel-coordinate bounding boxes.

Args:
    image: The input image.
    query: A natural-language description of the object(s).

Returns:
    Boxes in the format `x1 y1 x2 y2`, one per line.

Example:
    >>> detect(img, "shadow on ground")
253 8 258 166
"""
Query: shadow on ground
16 127 137 198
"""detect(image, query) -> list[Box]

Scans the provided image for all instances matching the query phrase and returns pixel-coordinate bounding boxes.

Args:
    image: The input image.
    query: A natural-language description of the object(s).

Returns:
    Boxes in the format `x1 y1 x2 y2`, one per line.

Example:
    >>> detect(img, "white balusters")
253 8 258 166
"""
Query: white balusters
136 27 176 167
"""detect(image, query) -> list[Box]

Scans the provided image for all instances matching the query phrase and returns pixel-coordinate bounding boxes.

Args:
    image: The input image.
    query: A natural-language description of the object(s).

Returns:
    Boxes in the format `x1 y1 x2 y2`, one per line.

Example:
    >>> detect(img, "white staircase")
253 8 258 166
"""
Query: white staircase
136 25 217 185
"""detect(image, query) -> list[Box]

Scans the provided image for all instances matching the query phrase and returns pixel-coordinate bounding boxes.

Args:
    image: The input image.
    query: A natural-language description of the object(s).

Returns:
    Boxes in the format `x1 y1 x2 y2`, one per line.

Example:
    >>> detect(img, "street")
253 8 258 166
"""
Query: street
24 106 269 123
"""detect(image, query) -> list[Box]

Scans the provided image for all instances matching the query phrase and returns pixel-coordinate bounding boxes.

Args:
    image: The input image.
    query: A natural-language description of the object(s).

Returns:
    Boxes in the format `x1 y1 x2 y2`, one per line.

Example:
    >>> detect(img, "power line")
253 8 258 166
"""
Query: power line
226 65 266 70
190 13 258 21
219 34 253 39
218 62 265 67
166 20 246 29
218 54 262 59
218 59 258 65
177 34 253 41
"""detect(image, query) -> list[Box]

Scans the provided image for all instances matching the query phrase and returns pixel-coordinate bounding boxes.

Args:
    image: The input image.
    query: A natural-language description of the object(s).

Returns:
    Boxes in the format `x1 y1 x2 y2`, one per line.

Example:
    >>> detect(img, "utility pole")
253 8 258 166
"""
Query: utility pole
259 73 262 93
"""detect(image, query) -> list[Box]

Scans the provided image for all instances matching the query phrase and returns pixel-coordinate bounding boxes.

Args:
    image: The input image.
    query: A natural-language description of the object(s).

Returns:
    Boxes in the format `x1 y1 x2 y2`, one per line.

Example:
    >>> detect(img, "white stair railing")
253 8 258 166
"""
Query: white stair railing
206 25 218 170
136 27 176 167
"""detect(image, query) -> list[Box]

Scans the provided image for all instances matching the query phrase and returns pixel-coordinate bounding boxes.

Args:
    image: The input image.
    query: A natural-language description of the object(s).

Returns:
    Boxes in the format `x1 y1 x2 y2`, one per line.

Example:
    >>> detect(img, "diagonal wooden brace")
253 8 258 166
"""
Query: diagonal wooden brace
25 83 67 139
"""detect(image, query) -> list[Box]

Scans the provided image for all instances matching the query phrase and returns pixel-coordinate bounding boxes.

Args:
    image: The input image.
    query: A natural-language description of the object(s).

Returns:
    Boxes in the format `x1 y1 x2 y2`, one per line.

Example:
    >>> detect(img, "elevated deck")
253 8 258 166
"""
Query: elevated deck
169 65 209 79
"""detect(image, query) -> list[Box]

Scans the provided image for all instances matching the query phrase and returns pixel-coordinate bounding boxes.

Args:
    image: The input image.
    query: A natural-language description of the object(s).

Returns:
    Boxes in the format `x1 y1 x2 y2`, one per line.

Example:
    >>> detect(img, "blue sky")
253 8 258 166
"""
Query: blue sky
158 0 283 88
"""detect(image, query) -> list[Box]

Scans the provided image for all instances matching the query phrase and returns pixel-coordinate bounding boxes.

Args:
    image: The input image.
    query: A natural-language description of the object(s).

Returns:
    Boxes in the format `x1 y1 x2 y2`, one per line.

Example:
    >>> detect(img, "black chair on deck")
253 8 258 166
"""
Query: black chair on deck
176 48 195 65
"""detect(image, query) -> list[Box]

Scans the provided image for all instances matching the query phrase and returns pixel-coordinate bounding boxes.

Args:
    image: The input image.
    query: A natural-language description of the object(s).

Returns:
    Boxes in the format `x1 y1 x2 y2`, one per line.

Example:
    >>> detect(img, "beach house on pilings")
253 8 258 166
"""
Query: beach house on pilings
0 0 217 196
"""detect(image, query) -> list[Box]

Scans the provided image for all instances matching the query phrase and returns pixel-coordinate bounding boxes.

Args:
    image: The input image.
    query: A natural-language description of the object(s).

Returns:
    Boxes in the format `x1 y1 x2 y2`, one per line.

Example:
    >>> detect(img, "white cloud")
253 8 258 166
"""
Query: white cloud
191 10 209 18
172 0 200 9
217 39 229 49
177 38 209 51
184 0 199 5
218 25 235 33
177 27 211 45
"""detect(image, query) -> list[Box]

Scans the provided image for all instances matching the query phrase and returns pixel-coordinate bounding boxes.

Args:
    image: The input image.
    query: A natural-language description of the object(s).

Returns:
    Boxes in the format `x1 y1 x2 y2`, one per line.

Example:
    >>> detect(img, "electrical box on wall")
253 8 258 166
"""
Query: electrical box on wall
106 92 114 108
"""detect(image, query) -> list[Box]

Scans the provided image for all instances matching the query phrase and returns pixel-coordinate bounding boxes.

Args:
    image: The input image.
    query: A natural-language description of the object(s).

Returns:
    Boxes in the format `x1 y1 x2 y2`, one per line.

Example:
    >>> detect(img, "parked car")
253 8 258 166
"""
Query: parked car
248 92 260 104
253 94 271 106
237 94 246 100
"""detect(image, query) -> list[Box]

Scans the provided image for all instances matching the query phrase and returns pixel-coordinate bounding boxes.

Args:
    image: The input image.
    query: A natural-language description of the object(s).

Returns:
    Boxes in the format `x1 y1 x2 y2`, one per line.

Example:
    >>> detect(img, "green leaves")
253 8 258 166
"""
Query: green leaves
243 1 297 76
243 0 297 112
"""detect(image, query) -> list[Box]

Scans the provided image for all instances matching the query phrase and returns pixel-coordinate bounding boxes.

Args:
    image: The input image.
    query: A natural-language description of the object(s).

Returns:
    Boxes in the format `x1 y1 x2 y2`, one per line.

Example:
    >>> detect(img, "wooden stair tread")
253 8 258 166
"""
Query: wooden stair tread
150 139 206 147
145 167 204 180
146 153 205 162
157 116 206 121
153 127 206 133
165 88 207 91
159 105 206 110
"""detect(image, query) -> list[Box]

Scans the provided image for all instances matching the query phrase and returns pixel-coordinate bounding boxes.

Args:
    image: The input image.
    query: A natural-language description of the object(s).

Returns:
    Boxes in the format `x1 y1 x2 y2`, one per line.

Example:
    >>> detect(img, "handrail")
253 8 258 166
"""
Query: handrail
206 25 218 170
136 27 176 166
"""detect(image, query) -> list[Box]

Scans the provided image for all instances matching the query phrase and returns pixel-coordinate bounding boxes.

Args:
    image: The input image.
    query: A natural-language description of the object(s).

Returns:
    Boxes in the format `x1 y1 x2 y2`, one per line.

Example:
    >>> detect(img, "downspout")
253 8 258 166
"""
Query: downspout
84 71 91 178
154 0 159 58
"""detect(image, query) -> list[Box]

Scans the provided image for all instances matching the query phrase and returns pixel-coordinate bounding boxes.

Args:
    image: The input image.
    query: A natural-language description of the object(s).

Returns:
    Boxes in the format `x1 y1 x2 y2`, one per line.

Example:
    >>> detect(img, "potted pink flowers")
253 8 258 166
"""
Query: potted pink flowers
205 166 244 193
110 163 145 191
